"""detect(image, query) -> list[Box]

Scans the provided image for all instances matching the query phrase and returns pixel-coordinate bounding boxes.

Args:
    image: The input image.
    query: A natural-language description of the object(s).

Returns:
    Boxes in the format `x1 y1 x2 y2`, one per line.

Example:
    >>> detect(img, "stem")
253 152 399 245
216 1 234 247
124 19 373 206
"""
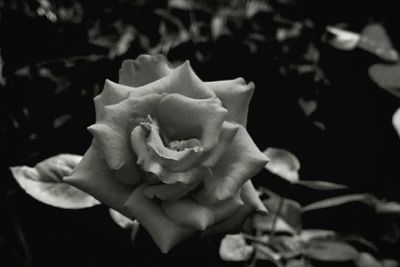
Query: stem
270 196 284 237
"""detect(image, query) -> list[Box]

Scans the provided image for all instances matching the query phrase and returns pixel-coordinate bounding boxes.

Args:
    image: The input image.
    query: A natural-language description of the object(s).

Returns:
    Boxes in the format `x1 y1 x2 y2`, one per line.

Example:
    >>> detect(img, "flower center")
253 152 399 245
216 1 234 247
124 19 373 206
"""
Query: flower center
167 139 202 152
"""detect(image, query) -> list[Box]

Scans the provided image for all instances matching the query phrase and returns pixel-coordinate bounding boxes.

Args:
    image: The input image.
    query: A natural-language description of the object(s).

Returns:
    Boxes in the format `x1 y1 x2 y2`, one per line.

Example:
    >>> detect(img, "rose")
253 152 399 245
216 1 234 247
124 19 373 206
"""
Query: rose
65 54 268 253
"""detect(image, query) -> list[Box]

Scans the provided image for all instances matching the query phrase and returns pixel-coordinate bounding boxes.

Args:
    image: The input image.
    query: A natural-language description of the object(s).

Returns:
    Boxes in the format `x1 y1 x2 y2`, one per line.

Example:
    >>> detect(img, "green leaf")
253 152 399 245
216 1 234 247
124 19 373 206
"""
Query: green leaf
11 166 100 209
303 239 359 262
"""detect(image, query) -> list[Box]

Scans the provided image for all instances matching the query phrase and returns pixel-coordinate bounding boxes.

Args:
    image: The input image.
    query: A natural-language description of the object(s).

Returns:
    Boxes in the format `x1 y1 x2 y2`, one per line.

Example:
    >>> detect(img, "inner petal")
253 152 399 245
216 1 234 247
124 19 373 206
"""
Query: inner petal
157 94 228 154
141 116 204 172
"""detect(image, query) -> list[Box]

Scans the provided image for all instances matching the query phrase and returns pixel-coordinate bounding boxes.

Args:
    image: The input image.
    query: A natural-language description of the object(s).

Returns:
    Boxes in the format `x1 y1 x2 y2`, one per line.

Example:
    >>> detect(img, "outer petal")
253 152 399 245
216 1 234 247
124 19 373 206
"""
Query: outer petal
89 94 164 184
195 126 268 204
128 61 216 100
123 185 195 253
119 54 173 87
143 179 201 201
94 79 133 121
64 146 134 215
205 78 255 126
201 121 239 167
157 94 228 154
162 193 243 231
240 180 268 215
202 204 253 237
131 126 211 184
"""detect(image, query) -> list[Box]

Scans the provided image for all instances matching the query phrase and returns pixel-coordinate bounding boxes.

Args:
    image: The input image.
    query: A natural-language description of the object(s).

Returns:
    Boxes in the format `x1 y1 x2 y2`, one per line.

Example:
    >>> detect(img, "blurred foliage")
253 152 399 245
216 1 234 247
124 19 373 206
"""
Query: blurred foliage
220 149 400 267
1 0 400 266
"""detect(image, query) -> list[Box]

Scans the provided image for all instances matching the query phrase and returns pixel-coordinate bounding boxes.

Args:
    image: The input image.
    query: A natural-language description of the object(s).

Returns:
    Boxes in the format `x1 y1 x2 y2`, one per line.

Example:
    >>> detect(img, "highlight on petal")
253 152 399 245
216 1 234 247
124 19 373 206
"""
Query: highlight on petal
162 193 243 230
11 166 100 209
131 126 210 184
206 78 255 125
195 126 268 204
119 54 173 87
157 94 228 156
128 61 215 100
123 185 196 253
94 79 133 121
64 146 134 215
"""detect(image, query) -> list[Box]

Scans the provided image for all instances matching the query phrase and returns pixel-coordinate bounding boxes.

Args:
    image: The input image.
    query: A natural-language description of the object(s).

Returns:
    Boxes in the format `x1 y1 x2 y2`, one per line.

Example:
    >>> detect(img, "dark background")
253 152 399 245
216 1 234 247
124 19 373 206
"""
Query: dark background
1 0 400 266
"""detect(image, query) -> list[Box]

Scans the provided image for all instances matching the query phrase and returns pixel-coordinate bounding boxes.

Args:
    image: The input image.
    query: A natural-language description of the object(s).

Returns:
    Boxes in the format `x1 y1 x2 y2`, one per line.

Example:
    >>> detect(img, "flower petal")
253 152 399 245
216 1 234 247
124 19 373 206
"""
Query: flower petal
162 194 243 230
195 126 268 204
131 126 211 184
201 121 239 167
119 54 173 87
143 180 201 201
142 118 204 172
128 61 215 100
123 185 195 253
157 94 228 155
89 94 164 184
64 146 134 215
240 180 268 215
94 79 133 121
205 78 255 126
202 204 253 237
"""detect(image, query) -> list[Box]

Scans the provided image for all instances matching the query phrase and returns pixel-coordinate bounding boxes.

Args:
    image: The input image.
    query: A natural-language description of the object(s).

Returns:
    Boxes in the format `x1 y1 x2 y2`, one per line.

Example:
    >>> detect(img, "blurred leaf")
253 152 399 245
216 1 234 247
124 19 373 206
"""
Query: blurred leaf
302 194 375 212
324 26 360 51
286 258 313 267
53 114 72 128
355 252 381 267
303 239 359 262
253 214 296 235
375 201 400 214
261 189 302 231
297 97 317 117
254 243 282 263
368 63 400 98
296 180 348 190
219 234 254 261
299 229 336 243
359 23 399 63
10 166 100 209
264 148 300 183
382 259 399 267
393 107 400 137
245 0 272 18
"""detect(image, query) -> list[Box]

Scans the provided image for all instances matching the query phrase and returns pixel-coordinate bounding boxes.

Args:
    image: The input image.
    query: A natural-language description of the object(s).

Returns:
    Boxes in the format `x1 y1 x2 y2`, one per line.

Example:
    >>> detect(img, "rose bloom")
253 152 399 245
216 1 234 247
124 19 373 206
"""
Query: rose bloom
65 55 268 253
